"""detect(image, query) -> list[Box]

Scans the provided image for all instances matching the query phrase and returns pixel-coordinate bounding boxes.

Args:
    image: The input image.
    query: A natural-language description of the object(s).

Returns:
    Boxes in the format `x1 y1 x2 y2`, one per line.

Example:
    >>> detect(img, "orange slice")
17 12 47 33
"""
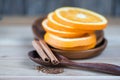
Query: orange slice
47 12 94 33
54 7 107 30
44 32 96 48
50 41 96 51
42 19 86 38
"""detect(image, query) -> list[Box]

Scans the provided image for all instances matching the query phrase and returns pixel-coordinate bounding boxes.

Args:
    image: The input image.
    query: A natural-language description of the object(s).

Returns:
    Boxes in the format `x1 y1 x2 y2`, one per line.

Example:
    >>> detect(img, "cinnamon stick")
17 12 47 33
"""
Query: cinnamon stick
39 39 59 65
32 40 50 63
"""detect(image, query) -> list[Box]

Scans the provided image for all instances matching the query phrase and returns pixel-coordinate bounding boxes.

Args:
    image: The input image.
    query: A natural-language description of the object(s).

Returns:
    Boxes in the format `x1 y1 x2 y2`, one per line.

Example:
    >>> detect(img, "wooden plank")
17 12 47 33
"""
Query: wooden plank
44 0 74 14
0 26 34 48
1 59 118 76
0 0 120 16
0 58 120 76
74 0 112 16
115 0 120 16
0 76 120 80
0 0 3 15
0 17 37 25
3 0 24 15
0 17 120 25
44 0 61 14
0 0 120 17
25 0 47 15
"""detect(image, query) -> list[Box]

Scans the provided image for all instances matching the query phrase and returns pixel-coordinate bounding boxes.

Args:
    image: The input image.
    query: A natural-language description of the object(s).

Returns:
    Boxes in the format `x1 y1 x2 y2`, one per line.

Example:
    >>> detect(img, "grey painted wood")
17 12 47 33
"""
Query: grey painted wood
115 0 120 16
25 0 75 15
74 0 113 16
45 0 75 14
0 76 120 80
0 0 3 15
3 0 25 15
0 0 120 16
25 0 47 15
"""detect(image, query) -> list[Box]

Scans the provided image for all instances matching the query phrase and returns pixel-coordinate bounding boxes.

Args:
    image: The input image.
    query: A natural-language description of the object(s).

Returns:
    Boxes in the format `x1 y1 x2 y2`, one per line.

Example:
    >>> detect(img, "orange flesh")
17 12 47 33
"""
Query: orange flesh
60 10 102 23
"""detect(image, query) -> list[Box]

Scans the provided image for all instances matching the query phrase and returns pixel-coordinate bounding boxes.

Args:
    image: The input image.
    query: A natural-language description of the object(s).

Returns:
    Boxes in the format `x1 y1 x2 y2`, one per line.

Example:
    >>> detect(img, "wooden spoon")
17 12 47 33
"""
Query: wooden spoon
28 49 120 75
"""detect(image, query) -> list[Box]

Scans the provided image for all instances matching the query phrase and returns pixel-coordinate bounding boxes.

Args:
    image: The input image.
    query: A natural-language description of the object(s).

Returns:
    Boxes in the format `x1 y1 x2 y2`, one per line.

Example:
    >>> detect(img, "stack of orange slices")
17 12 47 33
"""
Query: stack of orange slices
42 7 107 50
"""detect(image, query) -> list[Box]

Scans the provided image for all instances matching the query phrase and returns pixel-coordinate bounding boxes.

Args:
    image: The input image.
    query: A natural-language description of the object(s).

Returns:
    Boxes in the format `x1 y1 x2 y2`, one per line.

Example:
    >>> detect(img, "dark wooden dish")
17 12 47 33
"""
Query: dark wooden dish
32 16 107 59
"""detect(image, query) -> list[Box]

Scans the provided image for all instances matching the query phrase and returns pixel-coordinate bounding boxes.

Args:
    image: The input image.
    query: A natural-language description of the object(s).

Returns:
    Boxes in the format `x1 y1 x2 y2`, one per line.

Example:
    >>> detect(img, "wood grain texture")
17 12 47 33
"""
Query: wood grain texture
3 0 25 15
0 0 3 15
25 0 47 15
0 76 120 80
0 0 120 16
0 17 120 78
114 0 120 16
44 0 74 14
74 0 113 16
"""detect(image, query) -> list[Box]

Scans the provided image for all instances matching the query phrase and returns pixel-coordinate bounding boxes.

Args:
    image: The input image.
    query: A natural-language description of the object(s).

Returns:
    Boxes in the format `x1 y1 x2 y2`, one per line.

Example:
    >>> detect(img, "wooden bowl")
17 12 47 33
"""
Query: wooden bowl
32 17 107 59
51 39 107 59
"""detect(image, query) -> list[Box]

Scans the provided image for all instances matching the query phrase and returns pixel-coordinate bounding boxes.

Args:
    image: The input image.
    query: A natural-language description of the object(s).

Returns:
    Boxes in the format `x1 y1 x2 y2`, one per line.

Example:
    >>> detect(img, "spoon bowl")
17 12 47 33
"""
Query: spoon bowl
28 50 55 66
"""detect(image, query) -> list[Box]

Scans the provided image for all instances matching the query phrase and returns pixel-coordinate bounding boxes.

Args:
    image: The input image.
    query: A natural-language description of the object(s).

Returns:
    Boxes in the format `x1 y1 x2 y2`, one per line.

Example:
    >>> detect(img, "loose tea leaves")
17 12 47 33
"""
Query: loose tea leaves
36 66 64 74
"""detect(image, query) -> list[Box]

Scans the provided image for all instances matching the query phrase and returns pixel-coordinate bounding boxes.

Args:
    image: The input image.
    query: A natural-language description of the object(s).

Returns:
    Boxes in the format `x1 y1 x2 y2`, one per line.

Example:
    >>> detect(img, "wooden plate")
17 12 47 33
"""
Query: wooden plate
32 16 107 59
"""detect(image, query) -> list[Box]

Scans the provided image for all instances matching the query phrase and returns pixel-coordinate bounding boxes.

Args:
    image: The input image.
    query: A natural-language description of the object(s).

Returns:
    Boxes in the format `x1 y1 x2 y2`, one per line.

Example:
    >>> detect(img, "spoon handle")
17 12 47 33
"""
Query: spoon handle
64 62 120 75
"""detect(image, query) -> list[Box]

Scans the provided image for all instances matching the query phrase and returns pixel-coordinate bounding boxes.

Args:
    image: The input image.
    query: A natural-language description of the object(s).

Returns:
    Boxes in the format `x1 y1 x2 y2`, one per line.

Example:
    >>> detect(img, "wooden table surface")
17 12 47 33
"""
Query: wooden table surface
0 17 120 79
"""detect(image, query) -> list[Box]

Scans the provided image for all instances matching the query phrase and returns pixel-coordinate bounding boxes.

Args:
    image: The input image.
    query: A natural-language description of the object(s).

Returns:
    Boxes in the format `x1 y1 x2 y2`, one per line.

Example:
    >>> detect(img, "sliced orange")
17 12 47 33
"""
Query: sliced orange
50 41 96 51
42 19 87 38
54 7 107 30
44 32 96 48
47 12 94 33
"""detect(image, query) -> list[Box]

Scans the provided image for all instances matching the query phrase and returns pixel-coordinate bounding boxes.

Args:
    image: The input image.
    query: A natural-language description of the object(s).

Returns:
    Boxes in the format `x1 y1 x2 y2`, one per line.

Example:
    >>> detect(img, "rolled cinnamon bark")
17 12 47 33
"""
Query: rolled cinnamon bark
39 39 59 65
32 40 50 63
